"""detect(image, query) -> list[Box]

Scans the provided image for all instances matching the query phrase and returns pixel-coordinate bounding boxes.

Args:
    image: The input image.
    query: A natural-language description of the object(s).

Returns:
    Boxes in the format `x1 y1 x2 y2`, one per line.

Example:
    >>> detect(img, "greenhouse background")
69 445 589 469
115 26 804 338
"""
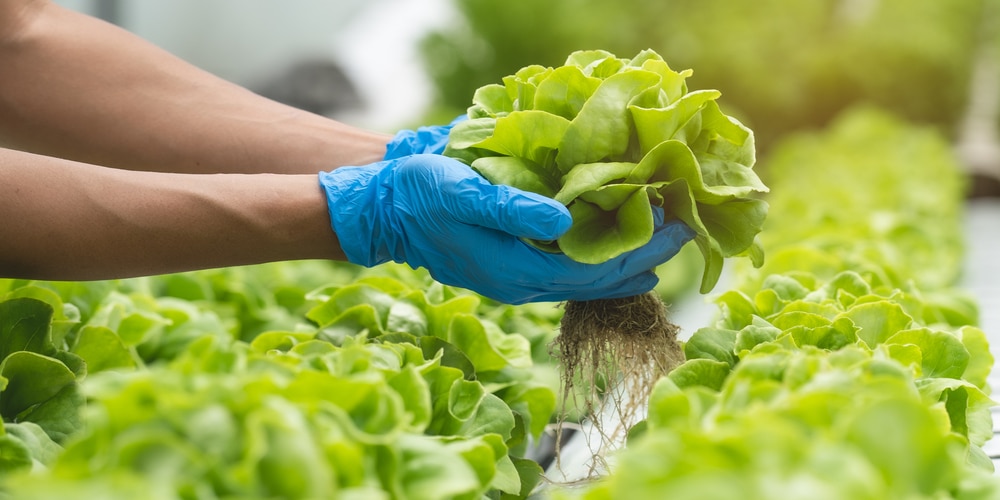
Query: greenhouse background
1 0 999 497
52 0 1000 188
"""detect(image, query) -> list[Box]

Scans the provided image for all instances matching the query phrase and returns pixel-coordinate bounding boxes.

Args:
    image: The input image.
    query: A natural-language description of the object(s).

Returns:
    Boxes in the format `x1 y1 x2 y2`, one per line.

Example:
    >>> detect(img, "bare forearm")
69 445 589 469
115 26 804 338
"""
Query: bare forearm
1 148 344 280
0 0 390 175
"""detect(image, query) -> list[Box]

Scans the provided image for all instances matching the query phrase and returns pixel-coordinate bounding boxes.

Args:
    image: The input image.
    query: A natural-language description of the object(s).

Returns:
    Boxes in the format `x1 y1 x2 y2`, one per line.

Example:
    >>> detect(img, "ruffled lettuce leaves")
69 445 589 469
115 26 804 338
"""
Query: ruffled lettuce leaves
446 49 769 293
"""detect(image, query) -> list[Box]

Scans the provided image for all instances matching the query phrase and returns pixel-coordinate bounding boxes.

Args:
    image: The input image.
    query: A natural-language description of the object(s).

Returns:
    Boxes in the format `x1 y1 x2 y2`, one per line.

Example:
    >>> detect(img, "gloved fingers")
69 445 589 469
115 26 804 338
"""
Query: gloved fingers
490 257 663 304
472 219 680 294
610 219 696 277
417 225 597 304
592 204 691 283
384 128 446 159
651 204 666 226
383 115 467 159
559 270 660 302
486 242 651 301
479 283 549 306
447 114 469 126
413 233 553 305
472 182 573 241
421 227 663 304
396 155 573 241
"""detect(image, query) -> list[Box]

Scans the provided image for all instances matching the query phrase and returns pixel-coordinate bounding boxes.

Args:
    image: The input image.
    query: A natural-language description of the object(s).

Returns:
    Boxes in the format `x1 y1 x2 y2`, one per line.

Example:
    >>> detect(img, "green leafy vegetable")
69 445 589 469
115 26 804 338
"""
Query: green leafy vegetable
446 50 770 462
446 49 769 293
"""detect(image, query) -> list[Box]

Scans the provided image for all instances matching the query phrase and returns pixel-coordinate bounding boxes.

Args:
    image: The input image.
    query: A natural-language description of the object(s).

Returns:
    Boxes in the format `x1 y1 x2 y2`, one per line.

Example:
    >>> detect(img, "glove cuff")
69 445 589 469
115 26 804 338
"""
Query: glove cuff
318 163 394 267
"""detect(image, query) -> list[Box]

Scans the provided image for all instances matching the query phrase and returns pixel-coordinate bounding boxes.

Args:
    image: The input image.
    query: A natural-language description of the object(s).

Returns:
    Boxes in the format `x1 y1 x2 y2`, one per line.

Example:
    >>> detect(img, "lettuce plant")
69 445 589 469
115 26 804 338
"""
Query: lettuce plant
444 49 769 454
445 49 769 294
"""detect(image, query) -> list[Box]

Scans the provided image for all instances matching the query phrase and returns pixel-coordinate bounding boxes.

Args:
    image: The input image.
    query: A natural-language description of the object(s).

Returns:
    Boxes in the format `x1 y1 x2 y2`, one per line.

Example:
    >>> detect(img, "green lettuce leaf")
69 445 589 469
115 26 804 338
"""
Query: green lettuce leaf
445 49 769 294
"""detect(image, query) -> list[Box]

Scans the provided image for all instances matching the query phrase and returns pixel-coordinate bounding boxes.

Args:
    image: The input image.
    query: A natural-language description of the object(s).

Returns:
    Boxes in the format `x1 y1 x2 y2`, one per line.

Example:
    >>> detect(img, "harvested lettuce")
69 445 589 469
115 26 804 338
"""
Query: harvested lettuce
446 49 769 294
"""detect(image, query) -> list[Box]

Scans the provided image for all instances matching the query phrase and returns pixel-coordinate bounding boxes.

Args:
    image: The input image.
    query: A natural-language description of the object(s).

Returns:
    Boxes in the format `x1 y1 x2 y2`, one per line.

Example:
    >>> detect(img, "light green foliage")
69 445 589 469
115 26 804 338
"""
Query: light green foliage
563 108 1000 498
446 49 769 293
584 359 979 500
745 107 969 292
0 263 560 499
0 296 85 447
27 338 520 499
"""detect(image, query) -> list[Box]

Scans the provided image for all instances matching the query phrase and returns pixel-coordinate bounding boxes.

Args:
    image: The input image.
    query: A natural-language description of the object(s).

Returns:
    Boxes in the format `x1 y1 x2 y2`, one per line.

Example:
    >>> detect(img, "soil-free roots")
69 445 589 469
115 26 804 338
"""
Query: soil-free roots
552 291 684 474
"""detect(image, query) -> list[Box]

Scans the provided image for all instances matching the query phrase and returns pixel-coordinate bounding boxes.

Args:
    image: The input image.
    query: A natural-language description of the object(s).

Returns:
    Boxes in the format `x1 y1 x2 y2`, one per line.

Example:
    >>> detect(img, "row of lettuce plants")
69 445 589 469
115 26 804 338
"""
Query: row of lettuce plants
568 107 1000 499
0 258 569 498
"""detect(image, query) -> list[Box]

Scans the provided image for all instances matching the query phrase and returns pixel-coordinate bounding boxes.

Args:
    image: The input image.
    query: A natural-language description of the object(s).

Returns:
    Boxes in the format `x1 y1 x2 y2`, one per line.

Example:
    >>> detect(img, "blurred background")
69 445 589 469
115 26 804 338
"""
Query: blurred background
56 0 1000 195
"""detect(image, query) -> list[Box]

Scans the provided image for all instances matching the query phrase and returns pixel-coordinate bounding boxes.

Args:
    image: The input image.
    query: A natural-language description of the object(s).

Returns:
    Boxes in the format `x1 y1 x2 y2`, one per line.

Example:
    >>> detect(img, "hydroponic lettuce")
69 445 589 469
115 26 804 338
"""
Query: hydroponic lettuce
445 48 769 294
445 49 769 452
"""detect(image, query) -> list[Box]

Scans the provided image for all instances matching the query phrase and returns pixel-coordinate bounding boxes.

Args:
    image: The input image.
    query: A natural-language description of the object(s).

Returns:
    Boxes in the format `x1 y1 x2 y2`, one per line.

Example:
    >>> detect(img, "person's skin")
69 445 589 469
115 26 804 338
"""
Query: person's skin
0 0 393 279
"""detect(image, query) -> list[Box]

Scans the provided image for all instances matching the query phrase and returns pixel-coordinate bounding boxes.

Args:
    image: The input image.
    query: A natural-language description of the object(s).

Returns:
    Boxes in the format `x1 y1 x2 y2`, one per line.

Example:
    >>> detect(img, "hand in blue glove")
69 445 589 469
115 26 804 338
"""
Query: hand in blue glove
383 116 467 159
319 154 694 305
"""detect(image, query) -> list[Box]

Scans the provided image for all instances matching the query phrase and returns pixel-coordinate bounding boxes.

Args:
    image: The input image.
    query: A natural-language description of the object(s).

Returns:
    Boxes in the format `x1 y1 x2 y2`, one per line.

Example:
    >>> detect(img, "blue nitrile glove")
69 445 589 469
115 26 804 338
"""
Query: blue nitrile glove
319 154 695 305
384 115 467 159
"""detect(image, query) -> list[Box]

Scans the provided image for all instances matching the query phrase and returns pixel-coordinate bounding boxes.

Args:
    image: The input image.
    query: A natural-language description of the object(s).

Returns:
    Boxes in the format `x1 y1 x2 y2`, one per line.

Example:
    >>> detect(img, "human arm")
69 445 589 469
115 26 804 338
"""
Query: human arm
0 0 390 174
0 0 460 279
0 147 342 279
